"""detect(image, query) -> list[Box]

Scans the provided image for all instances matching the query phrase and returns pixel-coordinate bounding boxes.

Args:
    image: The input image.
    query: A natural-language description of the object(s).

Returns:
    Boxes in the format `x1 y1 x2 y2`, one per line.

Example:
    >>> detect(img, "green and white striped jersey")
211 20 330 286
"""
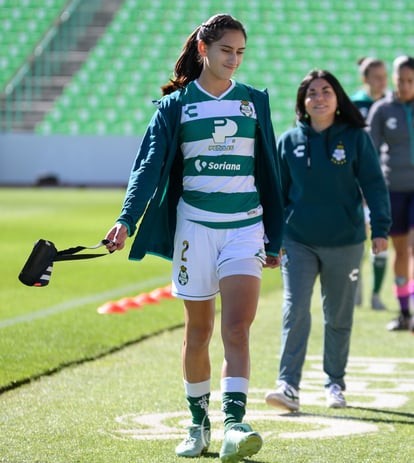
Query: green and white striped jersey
178 80 262 229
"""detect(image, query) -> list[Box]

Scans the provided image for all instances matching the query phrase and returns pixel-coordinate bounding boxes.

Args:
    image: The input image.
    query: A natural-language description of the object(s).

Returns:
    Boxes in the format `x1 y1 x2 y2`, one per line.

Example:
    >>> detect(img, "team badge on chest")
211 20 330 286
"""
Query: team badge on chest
331 142 346 165
240 100 254 117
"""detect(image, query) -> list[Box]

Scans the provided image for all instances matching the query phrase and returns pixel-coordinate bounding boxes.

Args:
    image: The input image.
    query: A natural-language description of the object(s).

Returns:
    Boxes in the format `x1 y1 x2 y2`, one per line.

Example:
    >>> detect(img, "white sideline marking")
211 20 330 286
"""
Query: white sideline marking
0 275 170 329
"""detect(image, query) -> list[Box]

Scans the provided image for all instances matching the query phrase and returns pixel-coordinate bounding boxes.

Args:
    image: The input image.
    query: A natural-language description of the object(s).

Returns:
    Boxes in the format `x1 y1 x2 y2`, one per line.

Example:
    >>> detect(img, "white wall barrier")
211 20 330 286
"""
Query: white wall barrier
0 134 142 186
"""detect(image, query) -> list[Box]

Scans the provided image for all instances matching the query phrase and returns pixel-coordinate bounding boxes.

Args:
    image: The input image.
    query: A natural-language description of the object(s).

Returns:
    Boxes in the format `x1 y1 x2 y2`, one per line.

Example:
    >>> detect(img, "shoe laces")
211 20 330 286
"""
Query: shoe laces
200 414 209 448
184 413 210 447
279 381 299 400
227 423 252 434
329 384 344 398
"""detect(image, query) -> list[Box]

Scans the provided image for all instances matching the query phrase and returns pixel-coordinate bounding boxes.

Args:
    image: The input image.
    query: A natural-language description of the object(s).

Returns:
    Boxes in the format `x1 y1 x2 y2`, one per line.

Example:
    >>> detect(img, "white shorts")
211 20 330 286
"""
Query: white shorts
171 217 266 300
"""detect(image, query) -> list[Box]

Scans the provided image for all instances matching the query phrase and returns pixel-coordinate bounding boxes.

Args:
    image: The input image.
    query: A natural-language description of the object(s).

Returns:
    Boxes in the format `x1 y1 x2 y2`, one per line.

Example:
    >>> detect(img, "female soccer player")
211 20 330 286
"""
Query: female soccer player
104 14 283 462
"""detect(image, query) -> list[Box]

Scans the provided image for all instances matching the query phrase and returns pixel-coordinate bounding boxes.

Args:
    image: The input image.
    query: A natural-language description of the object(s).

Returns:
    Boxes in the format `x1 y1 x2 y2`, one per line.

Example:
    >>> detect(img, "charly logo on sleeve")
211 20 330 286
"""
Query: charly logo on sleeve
386 117 397 130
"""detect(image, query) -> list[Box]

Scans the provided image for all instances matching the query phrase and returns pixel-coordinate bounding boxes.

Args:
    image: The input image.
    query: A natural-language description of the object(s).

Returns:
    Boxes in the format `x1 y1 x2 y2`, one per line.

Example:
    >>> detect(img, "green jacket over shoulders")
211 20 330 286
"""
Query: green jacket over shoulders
116 84 284 261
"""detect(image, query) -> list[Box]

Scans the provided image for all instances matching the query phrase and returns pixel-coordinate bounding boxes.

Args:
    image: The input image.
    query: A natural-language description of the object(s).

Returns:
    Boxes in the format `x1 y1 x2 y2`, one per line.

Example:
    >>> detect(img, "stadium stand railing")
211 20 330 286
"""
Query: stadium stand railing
0 0 114 132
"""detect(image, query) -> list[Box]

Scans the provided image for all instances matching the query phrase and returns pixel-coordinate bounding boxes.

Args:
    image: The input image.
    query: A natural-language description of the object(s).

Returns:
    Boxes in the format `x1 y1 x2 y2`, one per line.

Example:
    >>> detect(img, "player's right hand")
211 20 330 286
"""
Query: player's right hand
105 223 128 251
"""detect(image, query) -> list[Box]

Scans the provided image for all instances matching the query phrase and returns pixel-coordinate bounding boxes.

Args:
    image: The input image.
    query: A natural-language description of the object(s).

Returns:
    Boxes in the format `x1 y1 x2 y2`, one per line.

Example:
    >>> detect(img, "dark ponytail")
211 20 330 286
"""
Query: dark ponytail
161 14 246 96
161 29 202 95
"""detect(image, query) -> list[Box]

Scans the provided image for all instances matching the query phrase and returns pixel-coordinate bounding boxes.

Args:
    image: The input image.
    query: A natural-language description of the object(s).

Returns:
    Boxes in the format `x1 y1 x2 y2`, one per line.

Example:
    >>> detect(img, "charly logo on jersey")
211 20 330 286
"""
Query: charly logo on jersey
184 104 198 118
386 117 397 130
293 144 306 157
331 142 346 164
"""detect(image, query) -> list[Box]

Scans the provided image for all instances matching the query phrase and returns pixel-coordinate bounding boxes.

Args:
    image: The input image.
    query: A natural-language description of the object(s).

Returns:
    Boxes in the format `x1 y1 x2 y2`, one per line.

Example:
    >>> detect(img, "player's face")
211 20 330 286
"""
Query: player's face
200 30 245 81
304 78 338 125
394 66 414 102
365 65 388 96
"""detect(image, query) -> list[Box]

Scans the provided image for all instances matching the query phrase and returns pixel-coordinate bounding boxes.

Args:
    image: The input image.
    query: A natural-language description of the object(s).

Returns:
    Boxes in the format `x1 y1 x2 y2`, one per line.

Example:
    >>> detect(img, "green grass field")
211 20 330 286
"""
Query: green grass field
1 188 414 463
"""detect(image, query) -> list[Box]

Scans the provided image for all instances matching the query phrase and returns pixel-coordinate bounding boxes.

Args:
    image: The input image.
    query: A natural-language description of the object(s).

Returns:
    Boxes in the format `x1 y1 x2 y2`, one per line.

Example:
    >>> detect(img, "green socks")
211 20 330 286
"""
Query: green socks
186 393 211 430
222 392 247 432
372 254 387 294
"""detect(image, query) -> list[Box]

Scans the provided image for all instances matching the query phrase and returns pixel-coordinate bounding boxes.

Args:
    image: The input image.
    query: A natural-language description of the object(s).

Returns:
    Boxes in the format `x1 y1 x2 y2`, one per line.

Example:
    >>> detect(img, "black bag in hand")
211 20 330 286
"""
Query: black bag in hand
18 239 57 286
18 238 111 287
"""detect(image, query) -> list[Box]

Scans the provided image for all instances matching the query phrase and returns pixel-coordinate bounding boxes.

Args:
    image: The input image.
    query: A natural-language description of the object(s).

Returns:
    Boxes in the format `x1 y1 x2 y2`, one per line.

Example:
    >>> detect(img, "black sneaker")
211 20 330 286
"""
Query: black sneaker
386 314 411 331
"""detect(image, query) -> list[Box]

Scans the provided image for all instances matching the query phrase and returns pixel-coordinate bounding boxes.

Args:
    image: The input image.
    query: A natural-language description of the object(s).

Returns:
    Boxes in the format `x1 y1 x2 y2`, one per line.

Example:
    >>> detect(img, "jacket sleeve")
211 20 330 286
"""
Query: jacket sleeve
276 135 291 208
355 130 391 239
252 88 284 255
366 102 385 152
116 104 172 236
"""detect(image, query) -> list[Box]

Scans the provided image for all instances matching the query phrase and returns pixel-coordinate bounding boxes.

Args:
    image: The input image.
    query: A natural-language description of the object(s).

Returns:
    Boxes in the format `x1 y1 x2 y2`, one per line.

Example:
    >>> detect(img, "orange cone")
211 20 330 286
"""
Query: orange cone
160 284 174 298
150 285 174 299
149 287 165 301
117 297 143 310
134 292 159 305
97 301 126 314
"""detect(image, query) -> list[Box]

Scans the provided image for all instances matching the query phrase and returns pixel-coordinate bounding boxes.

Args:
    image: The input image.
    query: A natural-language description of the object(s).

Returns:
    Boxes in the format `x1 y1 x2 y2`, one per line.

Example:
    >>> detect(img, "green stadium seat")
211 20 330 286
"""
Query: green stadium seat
32 0 414 135
0 0 67 91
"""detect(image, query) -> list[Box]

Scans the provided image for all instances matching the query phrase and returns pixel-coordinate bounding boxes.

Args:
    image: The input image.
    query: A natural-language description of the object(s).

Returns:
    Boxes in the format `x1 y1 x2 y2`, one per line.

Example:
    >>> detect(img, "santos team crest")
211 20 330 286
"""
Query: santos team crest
331 142 346 165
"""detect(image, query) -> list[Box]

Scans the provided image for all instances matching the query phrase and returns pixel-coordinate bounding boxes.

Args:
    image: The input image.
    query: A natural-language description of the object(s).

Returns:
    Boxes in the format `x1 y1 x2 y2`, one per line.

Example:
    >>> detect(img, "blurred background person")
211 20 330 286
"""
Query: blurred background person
351 57 389 311
367 55 414 331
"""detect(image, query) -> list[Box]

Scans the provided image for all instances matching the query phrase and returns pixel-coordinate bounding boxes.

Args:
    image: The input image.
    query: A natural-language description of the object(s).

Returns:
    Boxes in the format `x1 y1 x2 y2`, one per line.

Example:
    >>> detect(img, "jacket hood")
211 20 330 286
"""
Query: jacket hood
296 120 349 137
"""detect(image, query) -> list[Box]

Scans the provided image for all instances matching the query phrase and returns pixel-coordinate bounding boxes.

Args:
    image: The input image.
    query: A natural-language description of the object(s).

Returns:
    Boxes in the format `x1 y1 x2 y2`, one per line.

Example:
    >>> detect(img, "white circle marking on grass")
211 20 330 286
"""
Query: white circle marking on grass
105 356 414 441
108 409 378 441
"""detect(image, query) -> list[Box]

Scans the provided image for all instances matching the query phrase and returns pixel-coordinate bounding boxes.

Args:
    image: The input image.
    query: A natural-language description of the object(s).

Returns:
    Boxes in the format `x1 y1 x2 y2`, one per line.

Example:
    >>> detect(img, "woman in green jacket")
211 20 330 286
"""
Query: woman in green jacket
265 70 391 413
104 14 283 462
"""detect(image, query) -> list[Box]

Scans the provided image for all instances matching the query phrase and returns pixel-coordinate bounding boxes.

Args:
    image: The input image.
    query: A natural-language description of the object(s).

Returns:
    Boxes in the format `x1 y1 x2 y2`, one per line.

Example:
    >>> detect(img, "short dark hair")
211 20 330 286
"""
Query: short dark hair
357 57 386 78
295 69 366 128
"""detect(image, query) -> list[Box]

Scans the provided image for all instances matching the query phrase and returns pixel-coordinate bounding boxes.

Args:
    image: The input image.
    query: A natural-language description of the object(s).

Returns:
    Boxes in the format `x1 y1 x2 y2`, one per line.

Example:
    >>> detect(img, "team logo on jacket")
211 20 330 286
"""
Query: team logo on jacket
293 144 306 157
178 265 189 286
386 117 397 130
331 142 346 164
239 100 254 117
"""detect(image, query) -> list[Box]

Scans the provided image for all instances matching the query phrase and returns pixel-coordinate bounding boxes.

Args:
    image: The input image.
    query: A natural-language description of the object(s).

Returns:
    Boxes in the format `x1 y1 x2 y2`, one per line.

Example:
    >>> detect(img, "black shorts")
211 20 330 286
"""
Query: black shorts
389 191 414 236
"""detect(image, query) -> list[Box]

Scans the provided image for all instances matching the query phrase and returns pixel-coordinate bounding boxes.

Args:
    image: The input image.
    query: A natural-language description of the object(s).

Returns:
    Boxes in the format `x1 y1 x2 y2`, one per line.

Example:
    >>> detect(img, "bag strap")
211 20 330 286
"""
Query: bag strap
54 239 113 262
